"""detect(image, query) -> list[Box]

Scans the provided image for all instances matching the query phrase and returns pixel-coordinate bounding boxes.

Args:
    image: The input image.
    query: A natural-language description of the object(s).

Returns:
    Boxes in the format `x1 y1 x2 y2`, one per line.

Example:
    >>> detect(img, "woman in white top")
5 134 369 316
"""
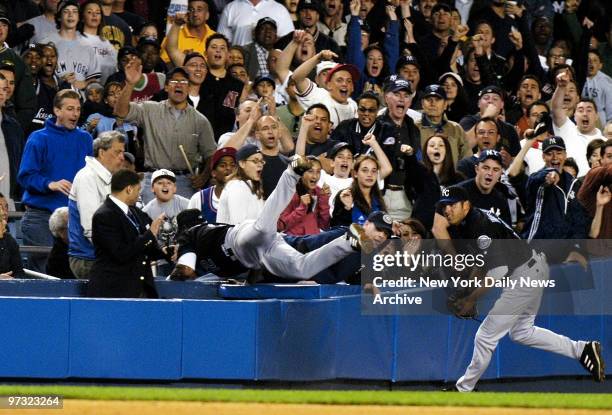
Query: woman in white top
217 144 266 225
79 0 118 84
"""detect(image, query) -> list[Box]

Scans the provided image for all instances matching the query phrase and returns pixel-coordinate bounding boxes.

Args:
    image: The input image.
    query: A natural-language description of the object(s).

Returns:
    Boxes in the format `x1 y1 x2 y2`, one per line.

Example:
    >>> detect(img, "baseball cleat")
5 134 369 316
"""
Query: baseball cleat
580 341 605 382
347 223 374 253
289 155 312 176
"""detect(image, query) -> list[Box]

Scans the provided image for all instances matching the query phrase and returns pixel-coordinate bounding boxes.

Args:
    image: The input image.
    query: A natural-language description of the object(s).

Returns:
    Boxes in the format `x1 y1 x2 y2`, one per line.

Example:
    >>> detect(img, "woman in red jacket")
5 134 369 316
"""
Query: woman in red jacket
278 157 331 235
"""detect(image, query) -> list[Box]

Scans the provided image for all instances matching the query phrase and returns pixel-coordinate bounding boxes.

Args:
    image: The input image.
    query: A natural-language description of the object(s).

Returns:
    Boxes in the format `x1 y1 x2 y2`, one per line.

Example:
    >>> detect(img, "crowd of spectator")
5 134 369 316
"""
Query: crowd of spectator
0 0 610 286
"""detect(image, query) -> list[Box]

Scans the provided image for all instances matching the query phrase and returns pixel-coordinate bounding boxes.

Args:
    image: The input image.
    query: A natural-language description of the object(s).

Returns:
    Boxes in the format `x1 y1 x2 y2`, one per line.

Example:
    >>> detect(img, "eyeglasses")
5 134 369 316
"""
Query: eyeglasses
476 129 497 136
358 106 378 113
168 80 189 86
246 158 266 166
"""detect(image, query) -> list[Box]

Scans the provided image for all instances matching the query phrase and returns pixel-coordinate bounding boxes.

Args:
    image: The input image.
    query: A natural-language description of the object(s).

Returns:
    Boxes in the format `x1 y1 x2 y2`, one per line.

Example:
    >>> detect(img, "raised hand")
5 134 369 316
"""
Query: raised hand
386 4 398 20
508 28 523 50
318 49 338 61
362 133 377 147
596 185 612 207
556 69 570 88
124 57 143 86
350 0 360 16
173 12 187 26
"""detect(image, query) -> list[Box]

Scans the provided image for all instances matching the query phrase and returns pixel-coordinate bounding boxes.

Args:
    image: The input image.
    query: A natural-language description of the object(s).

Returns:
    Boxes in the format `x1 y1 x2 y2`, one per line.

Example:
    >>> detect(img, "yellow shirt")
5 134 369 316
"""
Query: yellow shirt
160 24 216 64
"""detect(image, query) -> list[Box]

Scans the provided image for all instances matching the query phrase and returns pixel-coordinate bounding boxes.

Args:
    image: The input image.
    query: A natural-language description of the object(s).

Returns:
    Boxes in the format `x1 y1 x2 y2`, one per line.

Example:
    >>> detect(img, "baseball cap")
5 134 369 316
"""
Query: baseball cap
325 63 360 84
476 149 503 165
422 84 447 100
253 75 276 89
210 147 237 171
0 14 10 25
383 75 412 94
316 60 336 76
431 3 452 14
439 72 464 87
297 0 322 14
328 142 353 159
236 143 261 162
478 85 504 99
367 211 394 237
255 17 277 31
151 169 176 183
396 55 420 72
542 136 566 153
137 36 161 50
118 46 139 62
437 186 469 206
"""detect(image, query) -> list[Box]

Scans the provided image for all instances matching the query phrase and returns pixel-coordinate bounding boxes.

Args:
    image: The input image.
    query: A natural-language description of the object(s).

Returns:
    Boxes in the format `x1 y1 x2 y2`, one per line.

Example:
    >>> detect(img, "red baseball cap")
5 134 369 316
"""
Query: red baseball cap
325 63 360 84
210 147 237 171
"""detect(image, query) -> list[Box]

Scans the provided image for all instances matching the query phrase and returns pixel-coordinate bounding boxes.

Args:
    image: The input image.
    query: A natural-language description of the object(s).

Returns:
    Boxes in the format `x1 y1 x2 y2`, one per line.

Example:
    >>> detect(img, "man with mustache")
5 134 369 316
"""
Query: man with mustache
114 59 216 203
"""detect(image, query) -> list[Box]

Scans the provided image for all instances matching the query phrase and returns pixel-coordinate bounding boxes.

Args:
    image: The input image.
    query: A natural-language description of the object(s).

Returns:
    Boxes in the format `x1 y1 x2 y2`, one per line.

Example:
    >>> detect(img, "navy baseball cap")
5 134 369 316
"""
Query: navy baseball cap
542 136 566 153
383 75 412 94
396 55 420 72
137 36 160 50
255 17 277 31
422 84 447 100
297 0 322 14
253 75 276 89
118 46 139 62
328 142 353 159
367 211 394 236
236 143 261 161
478 85 504 99
166 67 190 82
477 149 503 165
437 186 469 206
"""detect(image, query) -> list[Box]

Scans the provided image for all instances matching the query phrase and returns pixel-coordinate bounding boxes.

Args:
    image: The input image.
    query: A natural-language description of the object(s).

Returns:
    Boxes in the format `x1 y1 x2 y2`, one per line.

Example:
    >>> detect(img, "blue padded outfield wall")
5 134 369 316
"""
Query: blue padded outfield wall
0 258 610 382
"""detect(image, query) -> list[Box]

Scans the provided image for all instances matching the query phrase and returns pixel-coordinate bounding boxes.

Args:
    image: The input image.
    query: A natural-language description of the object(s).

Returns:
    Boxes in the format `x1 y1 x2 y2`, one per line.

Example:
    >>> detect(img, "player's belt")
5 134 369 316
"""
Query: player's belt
221 244 238 261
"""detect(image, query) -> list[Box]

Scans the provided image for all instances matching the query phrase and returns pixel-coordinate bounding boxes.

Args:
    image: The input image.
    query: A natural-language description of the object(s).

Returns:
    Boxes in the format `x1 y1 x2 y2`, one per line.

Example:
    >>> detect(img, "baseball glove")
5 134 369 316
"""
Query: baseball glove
447 288 478 319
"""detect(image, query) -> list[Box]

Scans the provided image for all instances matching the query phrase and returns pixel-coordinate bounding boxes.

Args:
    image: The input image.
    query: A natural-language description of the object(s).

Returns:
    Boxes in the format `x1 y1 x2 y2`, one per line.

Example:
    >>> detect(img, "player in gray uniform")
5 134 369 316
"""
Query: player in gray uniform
170 156 379 281
433 186 605 392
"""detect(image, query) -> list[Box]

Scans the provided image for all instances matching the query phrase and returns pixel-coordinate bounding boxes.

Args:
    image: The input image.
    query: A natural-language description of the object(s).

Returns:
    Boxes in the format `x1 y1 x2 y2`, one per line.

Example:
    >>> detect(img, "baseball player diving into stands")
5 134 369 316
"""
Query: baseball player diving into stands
168 156 388 282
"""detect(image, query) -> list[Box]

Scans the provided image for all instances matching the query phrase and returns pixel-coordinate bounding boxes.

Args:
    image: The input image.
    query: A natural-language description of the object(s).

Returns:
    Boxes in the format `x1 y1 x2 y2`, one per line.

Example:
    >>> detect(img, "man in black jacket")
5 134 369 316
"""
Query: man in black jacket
330 91 382 155
87 169 169 298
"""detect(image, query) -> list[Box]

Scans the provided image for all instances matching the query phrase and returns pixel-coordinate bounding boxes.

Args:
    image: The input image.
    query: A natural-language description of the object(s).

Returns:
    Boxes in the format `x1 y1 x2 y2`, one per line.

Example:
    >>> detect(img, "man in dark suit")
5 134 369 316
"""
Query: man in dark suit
86 169 169 298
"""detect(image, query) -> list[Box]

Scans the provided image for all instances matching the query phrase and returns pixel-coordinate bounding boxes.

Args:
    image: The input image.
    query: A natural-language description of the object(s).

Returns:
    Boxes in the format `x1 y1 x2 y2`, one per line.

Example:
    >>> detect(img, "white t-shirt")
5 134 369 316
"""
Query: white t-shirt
553 116 604 176
318 170 353 213
26 15 57 44
142 195 190 220
217 0 294 46
296 79 358 128
519 139 545 175
81 34 118 84
41 32 102 82
216 179 265 224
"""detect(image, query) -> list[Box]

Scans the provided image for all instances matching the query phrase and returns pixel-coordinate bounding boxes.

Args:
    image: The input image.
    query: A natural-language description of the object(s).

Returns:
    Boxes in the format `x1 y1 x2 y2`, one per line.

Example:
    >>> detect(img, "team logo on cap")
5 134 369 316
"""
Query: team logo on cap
383 214 393 225
383 137 396 145
477 235 492 250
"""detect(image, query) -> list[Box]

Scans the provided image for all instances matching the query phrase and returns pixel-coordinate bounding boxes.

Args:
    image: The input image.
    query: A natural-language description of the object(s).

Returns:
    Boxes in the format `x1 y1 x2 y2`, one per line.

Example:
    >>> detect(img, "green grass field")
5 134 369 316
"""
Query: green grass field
0 385 611 409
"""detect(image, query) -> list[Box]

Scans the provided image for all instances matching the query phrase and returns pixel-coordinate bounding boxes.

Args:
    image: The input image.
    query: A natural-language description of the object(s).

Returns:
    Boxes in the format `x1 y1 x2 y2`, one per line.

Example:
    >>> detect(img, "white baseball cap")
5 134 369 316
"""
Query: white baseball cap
316 60 336 76
151 169 176 183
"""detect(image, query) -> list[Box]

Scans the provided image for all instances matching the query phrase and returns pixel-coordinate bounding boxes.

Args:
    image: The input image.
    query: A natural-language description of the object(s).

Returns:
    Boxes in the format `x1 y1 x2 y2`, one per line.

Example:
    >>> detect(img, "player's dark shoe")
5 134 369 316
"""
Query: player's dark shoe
347 224 374 253
581 341 605 382
441 385 459 392
289 155 312 176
